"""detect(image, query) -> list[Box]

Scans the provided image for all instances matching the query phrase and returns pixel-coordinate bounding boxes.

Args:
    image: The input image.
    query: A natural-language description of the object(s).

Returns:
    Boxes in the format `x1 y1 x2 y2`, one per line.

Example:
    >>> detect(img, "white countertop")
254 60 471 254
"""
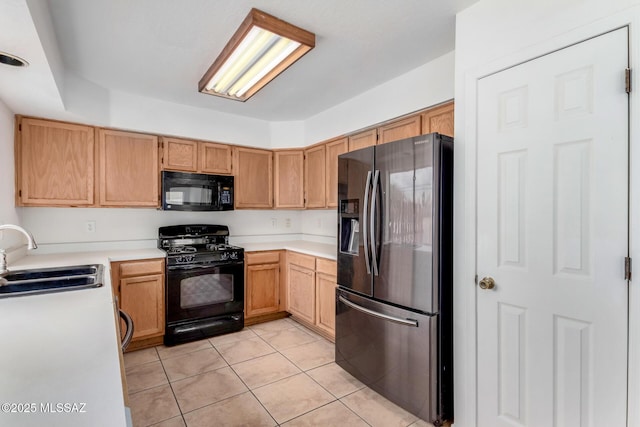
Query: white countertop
240 240 336 260
0 248 165 427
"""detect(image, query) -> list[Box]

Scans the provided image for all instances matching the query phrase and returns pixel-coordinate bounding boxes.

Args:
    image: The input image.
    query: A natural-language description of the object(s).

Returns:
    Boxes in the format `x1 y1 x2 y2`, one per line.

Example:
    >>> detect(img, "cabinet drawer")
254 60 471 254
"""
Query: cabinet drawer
316 258 337 276
246 251 280 265
120 259 164 277
287 251 315 270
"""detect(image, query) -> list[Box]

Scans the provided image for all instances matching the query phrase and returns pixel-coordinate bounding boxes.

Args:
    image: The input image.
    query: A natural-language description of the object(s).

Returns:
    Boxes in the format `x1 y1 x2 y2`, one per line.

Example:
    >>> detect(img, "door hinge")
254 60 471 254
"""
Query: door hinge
18 124 22 131
626 68 632 93
474 274 478 284
625 257 632 281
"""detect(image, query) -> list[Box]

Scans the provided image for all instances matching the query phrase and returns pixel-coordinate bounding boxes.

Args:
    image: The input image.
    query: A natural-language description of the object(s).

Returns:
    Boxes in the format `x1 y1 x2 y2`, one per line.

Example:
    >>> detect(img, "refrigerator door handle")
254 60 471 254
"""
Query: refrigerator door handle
338 295 419 327
370 169 380 276
362 171 372 274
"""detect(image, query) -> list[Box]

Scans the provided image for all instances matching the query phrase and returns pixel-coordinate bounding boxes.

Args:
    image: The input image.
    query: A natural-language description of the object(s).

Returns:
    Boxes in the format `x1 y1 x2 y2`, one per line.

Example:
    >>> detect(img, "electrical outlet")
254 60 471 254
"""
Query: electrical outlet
285 218 291 228
271 218 277 228
86 221 96 233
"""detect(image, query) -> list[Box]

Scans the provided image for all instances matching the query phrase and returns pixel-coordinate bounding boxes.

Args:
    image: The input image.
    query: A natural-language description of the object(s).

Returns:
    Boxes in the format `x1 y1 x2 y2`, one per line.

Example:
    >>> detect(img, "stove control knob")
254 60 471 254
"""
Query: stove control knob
176 256 184 263
230 252 238 260
185 255 195 263
220 253 229 261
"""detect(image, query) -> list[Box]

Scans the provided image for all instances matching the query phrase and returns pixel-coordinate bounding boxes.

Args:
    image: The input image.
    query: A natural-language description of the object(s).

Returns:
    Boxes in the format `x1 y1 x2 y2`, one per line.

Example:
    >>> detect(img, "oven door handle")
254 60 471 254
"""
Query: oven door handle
167 261 244 271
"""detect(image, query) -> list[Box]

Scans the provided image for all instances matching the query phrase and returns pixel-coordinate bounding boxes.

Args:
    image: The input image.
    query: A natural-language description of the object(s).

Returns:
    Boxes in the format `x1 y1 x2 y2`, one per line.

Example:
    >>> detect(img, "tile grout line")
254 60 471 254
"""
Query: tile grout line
156 347 188 427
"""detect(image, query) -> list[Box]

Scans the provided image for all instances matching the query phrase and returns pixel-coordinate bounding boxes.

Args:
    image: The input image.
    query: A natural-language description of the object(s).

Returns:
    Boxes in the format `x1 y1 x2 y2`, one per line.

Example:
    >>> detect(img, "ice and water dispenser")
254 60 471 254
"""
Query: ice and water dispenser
339 199 360 255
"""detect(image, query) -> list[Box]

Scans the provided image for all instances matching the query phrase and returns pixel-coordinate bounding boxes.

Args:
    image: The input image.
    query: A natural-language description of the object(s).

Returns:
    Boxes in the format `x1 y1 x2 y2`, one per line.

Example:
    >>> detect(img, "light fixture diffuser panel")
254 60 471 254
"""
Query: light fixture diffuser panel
198 8 315 102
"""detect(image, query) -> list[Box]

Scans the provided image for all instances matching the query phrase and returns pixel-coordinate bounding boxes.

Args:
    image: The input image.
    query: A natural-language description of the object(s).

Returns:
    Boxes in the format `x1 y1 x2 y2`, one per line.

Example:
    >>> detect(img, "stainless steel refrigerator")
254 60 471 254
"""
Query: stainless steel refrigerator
335 133 453 426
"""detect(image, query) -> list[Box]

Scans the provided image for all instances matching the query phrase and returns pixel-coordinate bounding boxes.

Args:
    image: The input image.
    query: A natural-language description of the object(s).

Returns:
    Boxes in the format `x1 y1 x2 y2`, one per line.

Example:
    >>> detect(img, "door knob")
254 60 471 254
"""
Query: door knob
478 277 495 290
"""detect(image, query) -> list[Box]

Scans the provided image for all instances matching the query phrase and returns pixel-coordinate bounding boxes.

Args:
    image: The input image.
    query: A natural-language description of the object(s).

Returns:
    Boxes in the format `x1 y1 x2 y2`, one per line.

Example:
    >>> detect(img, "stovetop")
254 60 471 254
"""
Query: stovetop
158 224 244 266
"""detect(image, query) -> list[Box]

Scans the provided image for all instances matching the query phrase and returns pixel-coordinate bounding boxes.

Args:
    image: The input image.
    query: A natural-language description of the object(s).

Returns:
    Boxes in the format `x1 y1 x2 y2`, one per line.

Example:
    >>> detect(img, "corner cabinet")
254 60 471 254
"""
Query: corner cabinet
17 117 96 206
233 147 273 208
98 129 159 207
111 258 165 350
324 137 348 208
274 150 304 209
304 145 326 208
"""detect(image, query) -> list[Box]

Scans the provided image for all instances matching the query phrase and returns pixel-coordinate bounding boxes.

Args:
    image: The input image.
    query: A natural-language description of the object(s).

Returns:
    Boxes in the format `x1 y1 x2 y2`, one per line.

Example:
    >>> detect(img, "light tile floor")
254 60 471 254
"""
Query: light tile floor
125 317 433 427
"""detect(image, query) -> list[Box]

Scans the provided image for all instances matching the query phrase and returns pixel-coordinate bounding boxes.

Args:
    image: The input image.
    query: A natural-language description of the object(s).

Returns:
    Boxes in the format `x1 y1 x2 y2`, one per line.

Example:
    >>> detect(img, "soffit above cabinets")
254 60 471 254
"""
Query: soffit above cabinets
0 0 478 121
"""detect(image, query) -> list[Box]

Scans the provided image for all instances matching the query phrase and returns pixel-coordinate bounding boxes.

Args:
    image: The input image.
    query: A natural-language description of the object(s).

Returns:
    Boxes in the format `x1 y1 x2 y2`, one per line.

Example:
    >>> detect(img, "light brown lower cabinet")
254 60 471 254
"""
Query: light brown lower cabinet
315 259 337 337
111 258 165 348
245 251 282 319
286 252 336 340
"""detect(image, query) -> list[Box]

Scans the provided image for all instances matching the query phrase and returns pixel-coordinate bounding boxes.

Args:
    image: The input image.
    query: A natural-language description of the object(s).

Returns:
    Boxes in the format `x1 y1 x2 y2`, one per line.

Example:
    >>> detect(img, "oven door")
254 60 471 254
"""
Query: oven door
166 260 244 324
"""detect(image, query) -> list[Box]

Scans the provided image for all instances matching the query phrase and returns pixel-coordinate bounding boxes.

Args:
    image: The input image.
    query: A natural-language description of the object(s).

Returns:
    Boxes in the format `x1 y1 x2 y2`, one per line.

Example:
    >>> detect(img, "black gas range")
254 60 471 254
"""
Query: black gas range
159 224 244 346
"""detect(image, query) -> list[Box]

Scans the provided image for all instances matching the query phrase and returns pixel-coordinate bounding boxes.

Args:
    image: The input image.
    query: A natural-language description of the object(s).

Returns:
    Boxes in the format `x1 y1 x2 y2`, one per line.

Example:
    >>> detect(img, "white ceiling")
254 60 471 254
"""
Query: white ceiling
1 0 479 121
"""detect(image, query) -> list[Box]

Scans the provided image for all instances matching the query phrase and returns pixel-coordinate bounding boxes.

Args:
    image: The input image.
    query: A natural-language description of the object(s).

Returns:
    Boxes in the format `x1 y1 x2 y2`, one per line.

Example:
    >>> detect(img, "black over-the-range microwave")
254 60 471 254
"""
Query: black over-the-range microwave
161 171 234 211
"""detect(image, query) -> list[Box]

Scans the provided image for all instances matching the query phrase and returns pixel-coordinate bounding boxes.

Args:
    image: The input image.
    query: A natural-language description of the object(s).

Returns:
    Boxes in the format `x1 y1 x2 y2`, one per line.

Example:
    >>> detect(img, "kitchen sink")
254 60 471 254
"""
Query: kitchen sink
0 264 104 298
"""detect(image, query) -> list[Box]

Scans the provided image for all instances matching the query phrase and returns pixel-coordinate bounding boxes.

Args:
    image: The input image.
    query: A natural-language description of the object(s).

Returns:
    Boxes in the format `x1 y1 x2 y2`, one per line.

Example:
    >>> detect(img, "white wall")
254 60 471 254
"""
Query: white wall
20 208 305 252
303 50 455 145
0 99 21 250
453 1 640 425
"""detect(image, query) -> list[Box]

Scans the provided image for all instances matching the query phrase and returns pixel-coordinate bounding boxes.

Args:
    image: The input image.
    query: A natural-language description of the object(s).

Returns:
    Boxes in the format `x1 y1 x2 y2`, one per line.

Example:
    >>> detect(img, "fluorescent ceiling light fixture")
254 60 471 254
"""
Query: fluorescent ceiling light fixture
199 8 315 102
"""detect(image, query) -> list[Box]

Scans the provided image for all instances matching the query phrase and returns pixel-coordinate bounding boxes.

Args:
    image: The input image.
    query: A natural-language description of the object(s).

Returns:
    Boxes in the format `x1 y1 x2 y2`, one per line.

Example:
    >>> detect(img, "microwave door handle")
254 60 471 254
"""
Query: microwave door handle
362 171 372 274
370 169 380 276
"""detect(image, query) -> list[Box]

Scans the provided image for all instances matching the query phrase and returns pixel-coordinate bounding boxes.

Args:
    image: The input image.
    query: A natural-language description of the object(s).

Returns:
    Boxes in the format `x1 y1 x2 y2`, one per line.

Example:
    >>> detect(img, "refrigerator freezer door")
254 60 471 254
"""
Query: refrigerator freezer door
337 147 375 297
372 136 436 313
335 289 441 423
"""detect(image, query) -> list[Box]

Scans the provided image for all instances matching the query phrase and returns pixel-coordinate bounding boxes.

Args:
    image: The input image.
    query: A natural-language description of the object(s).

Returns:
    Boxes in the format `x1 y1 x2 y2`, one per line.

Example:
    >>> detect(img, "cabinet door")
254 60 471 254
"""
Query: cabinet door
274 150 304 209
19 118 95 206
287 263 316 324
421 101 454 137
315 272 337 337
200 142 232 174
233 147 273 208
348 129 377 152
98 129 159 207
324 137 348 208
120 274 165 340
246 263 280 318
304 145 326 208
162 137 198 172
378 115 421 144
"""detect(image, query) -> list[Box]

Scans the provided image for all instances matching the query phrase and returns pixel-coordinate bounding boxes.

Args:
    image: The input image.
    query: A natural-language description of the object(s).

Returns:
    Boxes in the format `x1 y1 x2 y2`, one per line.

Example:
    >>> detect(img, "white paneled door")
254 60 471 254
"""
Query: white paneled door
476 28 629 426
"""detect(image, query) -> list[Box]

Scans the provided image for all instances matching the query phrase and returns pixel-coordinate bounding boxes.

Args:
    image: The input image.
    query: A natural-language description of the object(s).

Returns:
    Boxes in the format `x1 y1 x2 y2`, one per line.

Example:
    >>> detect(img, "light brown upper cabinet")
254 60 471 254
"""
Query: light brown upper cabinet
162 137 198 172
274 150 304 209
304 144 326 208
378 115 422 144
348 128 377 152
200 142 232 174
421 101 454 137
98 129 159 207
17 117 95 206
161 137 232 174
233 147 273 209
324 137 348 208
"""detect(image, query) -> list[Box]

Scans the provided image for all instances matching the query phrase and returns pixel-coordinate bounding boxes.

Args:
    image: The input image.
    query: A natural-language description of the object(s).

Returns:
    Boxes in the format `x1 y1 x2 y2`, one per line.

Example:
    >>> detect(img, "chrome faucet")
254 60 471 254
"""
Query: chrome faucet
0 224 38 276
